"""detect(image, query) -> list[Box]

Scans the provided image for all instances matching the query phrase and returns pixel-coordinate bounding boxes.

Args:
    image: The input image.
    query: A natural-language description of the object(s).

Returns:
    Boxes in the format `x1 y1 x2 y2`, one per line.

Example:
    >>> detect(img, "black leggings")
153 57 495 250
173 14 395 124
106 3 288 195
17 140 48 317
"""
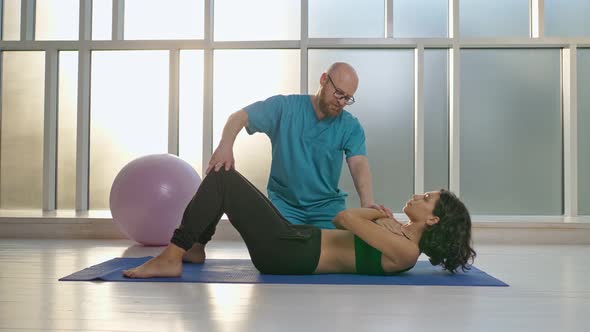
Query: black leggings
171 168 322 275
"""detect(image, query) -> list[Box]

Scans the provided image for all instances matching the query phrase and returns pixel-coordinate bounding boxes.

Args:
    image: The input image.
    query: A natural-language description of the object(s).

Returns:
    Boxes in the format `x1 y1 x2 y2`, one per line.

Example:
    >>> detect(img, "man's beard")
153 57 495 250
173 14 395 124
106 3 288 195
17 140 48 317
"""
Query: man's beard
318 93 340 118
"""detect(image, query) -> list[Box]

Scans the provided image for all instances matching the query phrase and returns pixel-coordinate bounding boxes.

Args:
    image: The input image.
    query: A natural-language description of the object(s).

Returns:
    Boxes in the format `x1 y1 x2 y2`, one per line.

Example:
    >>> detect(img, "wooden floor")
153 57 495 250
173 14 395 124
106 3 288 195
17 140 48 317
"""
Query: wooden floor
0 239 588 332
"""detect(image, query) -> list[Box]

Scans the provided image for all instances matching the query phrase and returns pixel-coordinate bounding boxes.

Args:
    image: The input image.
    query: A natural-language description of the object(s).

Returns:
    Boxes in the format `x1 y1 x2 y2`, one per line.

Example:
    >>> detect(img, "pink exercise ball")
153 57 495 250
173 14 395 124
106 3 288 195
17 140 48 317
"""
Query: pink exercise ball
109 154 201 246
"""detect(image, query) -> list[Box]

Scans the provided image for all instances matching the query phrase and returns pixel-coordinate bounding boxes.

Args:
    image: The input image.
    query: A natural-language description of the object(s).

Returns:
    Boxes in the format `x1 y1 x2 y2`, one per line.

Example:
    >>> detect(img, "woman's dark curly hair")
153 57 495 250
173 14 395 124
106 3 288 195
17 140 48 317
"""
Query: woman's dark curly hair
418 190 476 273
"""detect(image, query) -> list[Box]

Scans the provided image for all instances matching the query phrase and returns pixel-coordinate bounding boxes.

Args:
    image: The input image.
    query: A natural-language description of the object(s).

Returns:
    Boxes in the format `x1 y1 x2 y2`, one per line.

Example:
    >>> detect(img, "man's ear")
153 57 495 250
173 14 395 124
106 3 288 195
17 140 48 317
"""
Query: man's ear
320 72 327 86
426 215 440 226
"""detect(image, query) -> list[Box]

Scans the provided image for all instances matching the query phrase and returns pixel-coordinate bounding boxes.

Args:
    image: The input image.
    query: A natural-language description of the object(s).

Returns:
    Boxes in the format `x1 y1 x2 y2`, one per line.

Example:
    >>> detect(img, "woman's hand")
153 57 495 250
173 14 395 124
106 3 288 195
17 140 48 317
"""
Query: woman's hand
364 203 394 219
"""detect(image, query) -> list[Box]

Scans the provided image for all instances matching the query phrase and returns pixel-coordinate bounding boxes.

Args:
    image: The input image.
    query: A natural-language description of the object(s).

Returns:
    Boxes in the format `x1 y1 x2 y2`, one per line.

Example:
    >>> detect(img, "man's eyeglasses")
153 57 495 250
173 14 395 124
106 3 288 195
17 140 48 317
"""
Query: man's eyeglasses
326 74 355 106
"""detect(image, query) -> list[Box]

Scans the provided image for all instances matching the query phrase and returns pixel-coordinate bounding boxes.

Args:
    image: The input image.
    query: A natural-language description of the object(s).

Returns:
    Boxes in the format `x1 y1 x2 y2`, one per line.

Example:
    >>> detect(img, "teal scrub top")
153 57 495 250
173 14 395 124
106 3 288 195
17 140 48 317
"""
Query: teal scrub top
244 94 366 209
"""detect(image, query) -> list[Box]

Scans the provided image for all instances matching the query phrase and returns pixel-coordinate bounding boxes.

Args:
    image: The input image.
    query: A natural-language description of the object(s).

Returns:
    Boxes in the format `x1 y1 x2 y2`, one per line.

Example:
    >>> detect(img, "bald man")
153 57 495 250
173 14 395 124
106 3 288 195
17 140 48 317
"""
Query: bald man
189 63 390 255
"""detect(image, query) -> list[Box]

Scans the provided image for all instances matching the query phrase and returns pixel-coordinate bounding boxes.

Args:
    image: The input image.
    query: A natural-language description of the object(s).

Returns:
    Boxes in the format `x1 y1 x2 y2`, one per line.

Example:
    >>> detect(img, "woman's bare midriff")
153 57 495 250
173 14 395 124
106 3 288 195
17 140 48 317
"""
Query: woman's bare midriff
314 229 357 274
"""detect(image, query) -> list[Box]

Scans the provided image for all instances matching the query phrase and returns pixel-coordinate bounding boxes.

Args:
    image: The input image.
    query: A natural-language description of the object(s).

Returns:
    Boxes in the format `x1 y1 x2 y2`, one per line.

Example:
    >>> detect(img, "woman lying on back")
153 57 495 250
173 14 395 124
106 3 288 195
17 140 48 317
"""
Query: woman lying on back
123 168 476 278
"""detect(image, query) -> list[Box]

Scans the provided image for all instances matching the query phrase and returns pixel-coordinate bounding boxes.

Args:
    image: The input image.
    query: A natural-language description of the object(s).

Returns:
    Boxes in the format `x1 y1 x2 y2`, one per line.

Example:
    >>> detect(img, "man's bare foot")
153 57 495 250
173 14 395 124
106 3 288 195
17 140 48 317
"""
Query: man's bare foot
123 245 185 278
182 243 206 263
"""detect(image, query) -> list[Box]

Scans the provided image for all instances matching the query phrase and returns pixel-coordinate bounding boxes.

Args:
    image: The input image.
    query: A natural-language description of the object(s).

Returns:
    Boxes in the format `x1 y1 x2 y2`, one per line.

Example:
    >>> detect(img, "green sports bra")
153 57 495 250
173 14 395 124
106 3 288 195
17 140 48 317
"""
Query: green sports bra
354 235 415 275
354 235 386 275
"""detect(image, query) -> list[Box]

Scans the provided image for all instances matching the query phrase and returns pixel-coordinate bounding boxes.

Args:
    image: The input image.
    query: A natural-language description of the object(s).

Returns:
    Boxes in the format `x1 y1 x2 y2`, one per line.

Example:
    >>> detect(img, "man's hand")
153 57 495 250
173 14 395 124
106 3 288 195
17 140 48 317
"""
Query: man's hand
206 143 235 174
364 203 394 219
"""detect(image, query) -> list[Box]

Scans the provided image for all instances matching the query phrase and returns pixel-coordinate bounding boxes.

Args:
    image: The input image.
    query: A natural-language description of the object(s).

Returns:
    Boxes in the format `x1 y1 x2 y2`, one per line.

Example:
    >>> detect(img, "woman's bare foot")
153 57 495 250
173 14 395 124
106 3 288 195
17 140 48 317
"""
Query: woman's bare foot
182 243 206 263
123 244 185 278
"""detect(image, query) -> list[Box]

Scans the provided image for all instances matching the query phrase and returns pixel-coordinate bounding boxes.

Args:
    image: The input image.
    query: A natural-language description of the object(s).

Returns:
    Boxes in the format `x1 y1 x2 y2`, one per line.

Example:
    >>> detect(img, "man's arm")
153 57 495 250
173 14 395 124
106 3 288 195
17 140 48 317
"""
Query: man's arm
346 155 393 217
207 110 248 174
346 155 376 207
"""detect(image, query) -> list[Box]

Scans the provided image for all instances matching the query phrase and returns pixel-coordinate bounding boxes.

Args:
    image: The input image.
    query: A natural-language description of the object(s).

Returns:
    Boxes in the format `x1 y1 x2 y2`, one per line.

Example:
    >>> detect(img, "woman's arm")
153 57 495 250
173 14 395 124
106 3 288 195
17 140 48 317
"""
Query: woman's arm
332 208 384 229
333 210 420 272
333 208 386 225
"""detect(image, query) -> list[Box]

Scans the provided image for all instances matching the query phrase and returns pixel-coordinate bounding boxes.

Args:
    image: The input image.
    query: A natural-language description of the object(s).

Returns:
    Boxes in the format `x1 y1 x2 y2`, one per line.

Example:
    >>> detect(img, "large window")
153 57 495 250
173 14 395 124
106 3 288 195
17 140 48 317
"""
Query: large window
0 1 588 220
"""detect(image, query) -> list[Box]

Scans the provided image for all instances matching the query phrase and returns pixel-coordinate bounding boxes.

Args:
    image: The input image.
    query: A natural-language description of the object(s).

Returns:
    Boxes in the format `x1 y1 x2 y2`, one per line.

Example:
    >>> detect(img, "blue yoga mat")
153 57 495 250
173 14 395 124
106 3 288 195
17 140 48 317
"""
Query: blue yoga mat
59 257 508 286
